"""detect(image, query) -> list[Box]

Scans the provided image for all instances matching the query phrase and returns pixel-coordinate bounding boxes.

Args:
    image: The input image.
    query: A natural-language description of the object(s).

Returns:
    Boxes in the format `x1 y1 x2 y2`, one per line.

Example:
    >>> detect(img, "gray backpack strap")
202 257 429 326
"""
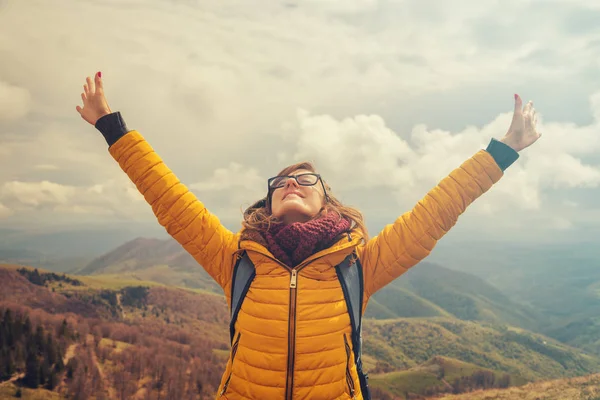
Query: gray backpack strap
335 253 371 400
229 251 256 343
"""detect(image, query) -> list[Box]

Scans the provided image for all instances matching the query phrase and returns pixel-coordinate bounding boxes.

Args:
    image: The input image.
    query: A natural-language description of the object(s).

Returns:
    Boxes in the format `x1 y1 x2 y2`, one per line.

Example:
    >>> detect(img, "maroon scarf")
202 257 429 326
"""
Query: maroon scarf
261 212 351 267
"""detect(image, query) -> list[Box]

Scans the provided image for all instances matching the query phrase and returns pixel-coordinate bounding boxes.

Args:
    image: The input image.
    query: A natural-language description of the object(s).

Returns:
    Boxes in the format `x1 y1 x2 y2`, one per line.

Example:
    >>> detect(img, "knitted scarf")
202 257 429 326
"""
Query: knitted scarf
246 212 351 267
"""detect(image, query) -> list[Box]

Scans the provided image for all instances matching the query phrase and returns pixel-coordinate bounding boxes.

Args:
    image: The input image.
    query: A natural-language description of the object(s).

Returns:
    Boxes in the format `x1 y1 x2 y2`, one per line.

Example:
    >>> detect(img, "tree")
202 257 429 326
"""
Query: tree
30 269 43 286
45 333 57 365
59 319 69 338
34 326 45 356
24 351 41 388
498 374 511 388
54 354 65 373
2 309 14 346
46 369 60 390
23 318 32 340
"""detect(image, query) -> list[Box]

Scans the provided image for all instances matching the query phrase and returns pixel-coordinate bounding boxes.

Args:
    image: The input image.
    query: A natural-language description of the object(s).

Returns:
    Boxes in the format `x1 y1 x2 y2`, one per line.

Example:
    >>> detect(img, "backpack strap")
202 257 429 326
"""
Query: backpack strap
335 253 371 400
229 251 256 344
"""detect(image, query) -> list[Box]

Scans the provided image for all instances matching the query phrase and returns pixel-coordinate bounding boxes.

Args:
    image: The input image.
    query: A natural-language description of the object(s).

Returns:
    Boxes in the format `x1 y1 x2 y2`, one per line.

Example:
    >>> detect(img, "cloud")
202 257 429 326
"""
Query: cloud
2 0 600 241
0 176 148 220
273 91 600 222
0 81 31 121
189 163 266 222
0 202 12 218
1 180 75 207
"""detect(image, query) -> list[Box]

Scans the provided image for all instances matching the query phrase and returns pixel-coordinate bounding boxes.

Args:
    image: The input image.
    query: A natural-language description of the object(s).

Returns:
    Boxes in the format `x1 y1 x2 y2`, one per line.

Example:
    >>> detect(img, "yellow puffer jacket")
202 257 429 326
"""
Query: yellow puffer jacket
109 130 503 400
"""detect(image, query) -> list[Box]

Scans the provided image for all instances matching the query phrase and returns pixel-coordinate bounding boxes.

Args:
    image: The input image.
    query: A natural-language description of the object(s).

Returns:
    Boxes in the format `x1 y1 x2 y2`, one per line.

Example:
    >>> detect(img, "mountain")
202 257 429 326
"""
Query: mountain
2 264 599 399
0 264 229 399
81 237 542 332
367 263 541 331
369 356 522 399
76 237 221 293
0 227 166 273
427 239 600 356
362 318 600 381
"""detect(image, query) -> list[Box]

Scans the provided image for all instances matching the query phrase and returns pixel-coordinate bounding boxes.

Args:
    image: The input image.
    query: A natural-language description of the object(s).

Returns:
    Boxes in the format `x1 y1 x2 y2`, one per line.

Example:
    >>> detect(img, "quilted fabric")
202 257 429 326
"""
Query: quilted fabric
109 131 504 400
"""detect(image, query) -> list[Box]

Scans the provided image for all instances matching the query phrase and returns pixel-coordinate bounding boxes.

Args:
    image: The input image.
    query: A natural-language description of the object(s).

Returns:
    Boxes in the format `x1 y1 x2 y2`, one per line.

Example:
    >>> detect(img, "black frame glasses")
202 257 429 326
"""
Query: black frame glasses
267 173 330 204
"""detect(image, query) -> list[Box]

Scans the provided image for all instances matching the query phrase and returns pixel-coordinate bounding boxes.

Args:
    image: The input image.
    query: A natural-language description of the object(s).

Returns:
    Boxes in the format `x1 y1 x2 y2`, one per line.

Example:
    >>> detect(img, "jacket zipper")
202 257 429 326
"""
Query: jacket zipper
286 269 298 399
286 256 332 399
220 332 242 397
344 334 357 399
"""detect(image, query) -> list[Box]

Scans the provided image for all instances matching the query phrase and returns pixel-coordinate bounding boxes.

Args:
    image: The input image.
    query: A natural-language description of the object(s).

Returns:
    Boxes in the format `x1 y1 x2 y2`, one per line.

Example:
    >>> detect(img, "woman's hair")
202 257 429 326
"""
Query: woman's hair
241 161 369 241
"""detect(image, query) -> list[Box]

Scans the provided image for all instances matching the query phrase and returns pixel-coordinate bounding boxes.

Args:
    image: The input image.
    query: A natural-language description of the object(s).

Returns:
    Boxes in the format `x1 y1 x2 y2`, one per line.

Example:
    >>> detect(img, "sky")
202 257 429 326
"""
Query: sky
2 0 600 246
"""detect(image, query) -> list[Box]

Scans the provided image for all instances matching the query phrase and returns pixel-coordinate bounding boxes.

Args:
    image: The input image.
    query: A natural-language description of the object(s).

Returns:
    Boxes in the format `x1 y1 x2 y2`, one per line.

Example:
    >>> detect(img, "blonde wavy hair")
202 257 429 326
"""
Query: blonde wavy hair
241 161 369 241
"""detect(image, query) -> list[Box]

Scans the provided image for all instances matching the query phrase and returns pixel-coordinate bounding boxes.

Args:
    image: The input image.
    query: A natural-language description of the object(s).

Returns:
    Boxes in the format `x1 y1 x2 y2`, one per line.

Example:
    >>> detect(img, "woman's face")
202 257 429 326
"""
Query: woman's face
270 169 326 224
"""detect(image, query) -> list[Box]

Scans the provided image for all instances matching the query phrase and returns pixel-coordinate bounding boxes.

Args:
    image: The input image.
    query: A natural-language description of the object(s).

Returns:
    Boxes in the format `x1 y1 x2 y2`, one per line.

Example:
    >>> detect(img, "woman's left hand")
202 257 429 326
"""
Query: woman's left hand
500 94 542 152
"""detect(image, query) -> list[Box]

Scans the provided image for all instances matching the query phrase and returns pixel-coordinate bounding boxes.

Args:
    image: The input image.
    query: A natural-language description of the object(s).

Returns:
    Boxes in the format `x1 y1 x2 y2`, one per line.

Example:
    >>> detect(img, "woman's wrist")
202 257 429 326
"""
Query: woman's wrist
95 112 130 147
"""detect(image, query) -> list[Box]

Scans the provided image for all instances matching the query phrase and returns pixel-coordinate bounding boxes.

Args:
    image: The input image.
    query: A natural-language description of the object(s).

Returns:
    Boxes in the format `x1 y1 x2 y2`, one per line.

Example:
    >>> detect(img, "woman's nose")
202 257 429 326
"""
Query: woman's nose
285 177 299 188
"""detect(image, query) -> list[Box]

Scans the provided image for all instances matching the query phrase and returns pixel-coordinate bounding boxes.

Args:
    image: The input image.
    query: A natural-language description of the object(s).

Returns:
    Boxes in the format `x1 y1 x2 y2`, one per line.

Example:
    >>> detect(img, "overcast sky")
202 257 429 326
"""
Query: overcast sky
2 0 600 244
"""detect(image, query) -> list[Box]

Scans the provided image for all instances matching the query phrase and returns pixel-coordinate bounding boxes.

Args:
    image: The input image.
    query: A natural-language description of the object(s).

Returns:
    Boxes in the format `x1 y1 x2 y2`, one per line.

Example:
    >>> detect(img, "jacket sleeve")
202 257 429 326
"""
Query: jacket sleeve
357 141 516 297
96 112 237 290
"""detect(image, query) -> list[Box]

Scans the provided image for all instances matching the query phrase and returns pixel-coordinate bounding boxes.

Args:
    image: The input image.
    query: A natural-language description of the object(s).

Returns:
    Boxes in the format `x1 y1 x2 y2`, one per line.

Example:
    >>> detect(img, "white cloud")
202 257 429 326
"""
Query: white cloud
0 202 12 218
281 91 600 216
0 81 31 121
0 177 148 220
190 163 264 193
1 180 75 207
190 163 266 218
1 0 600 239
33 164 60 171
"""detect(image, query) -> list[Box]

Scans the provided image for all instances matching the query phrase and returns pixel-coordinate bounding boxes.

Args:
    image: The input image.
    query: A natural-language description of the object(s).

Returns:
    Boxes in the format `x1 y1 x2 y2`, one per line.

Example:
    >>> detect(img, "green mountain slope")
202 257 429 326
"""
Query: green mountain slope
362 318 600 381
367 262 541 331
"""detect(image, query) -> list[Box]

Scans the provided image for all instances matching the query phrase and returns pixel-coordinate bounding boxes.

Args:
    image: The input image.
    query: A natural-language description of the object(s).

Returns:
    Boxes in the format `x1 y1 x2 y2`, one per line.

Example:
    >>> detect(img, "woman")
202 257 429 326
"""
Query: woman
76 72 540 400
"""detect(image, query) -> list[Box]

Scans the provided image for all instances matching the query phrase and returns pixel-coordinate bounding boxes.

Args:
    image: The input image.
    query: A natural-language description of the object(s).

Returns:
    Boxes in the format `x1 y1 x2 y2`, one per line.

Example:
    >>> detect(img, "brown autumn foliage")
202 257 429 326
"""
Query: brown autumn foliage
0 268 105 318
0 267 230 398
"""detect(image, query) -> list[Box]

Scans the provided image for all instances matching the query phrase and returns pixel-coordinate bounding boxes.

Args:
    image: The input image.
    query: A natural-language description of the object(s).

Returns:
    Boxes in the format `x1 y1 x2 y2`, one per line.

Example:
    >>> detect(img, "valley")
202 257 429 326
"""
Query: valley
2 235 600 399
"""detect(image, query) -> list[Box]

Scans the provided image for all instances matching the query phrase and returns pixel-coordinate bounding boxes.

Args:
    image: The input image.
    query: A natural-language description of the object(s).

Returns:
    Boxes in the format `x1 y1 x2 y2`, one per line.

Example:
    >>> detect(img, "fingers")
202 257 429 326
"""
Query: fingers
76 105 82 114
523 100 533 115
84 83 89 96
81 92 86 102
514 94 523 112
86 76 95 95
95 71 103 92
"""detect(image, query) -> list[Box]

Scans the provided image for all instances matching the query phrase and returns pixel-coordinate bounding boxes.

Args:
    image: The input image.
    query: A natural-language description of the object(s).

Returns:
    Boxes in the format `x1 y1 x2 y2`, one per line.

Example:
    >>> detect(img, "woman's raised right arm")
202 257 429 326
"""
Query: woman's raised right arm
76 72 237 289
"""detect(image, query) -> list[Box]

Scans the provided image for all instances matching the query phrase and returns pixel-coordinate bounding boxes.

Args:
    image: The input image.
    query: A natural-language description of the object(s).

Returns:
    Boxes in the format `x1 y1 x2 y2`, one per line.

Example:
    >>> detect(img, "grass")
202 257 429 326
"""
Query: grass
369 356 525 398
0 382 63 399
76 274 165 290
212 349 231 360
99 338 132 352
438 373 600 400
370 369 442 395
363 317 600 382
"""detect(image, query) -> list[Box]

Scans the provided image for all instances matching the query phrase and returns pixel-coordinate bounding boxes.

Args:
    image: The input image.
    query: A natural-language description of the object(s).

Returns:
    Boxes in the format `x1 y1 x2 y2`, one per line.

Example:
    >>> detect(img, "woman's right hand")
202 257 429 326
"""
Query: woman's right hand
75 71 112 126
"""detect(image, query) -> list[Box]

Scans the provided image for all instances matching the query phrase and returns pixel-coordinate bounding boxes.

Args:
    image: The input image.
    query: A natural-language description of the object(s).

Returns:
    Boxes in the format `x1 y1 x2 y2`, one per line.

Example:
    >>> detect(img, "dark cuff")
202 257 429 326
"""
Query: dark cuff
485 138 519 171
94 112 130 147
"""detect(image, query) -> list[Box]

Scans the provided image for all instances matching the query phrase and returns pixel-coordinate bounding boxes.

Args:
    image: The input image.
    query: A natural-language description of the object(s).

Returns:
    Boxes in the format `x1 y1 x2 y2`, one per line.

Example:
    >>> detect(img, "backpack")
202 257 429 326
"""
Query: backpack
229 251 372 400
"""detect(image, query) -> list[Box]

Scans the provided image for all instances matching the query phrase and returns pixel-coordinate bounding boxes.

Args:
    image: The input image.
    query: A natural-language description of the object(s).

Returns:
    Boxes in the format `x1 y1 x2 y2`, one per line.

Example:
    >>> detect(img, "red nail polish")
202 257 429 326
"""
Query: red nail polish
98 71 102 78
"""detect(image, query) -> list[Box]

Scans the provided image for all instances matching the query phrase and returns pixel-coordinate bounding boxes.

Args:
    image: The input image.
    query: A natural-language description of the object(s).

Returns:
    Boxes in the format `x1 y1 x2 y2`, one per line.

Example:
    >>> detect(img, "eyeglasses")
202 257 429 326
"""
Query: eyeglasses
268 173 322 189
267 173 330 203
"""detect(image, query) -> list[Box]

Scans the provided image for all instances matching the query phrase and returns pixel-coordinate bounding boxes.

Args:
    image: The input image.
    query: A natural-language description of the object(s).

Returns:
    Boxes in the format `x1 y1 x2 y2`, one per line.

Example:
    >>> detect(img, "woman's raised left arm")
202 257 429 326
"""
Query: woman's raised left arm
357 94 541 297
